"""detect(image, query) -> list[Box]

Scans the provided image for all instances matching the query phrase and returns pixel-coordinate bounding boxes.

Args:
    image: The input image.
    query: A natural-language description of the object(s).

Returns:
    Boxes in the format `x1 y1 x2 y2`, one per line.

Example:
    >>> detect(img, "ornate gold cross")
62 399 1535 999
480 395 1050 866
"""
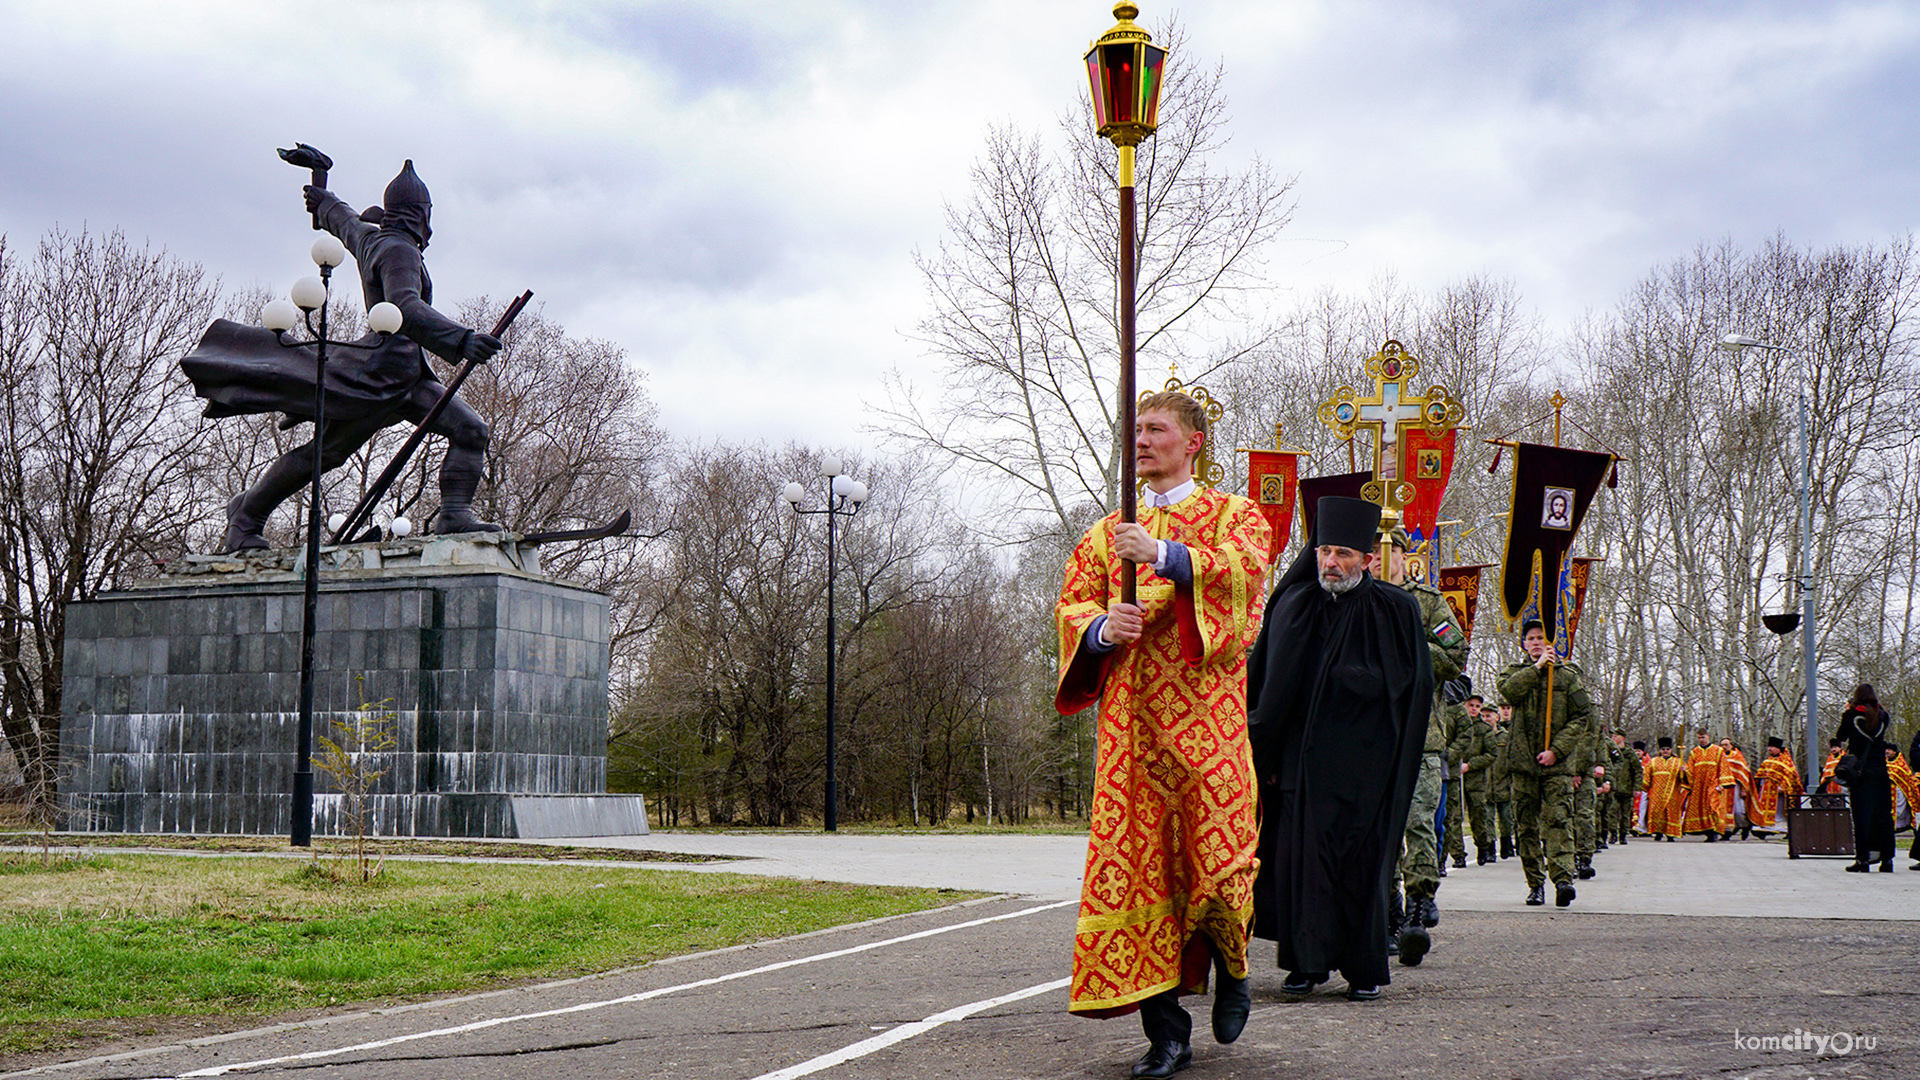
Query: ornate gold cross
1316 340 1466 522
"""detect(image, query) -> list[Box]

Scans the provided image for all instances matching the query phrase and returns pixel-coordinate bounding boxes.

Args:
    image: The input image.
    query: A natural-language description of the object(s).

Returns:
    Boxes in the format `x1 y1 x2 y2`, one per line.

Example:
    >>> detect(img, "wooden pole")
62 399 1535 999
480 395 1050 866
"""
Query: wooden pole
1118 143 1138 606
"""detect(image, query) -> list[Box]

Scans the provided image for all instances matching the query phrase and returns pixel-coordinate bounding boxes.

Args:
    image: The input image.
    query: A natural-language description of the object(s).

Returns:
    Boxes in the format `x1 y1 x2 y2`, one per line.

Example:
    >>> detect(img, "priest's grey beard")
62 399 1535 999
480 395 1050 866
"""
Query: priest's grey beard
1319 565 1364 595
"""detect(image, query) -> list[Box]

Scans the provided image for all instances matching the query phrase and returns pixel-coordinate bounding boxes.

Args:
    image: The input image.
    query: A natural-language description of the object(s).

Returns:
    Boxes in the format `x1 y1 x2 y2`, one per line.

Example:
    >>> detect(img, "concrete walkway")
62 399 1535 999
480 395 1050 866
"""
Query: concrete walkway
532 830 1920 920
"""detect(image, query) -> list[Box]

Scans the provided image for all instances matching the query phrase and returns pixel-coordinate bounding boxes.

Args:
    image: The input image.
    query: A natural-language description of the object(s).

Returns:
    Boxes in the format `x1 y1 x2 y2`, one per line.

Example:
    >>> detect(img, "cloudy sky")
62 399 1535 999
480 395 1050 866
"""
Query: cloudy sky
3 1 1916 453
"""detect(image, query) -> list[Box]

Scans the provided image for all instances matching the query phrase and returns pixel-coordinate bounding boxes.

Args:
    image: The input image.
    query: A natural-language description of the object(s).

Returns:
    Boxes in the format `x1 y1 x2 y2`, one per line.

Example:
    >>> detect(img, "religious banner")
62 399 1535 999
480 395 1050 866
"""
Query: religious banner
1298 470 1370 547
1398 427 1458 537
1498 442 1613 632
1514 554 1603 657
1564 556 1602 648
1438 563 1492 642
1245 448 1301 558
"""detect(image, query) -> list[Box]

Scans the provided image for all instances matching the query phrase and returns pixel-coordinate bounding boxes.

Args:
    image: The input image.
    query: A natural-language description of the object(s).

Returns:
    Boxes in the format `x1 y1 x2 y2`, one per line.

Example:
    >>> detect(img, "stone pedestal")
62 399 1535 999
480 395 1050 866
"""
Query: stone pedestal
57 535 647 838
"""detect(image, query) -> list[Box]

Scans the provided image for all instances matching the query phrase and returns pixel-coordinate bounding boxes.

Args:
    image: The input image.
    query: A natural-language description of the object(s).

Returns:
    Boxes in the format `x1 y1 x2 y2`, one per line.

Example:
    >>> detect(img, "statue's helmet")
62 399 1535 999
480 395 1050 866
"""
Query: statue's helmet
381 159 432 248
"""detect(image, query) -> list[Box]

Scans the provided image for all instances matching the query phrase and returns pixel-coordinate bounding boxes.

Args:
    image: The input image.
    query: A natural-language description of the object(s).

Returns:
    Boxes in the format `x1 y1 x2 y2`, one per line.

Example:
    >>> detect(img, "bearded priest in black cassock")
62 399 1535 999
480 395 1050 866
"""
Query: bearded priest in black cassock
1247 497 1431 1001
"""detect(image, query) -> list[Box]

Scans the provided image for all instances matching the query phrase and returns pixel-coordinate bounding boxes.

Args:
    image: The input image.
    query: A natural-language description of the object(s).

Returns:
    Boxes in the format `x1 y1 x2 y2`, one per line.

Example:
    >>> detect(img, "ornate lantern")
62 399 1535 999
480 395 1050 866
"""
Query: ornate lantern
1085 3 1168 149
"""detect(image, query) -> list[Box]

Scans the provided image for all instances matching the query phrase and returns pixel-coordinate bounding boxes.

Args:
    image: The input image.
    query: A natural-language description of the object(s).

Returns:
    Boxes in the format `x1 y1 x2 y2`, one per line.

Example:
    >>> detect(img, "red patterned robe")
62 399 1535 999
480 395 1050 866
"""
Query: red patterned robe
1751 751 1800 830
1681 742 1730 834
1054 487 1270 1016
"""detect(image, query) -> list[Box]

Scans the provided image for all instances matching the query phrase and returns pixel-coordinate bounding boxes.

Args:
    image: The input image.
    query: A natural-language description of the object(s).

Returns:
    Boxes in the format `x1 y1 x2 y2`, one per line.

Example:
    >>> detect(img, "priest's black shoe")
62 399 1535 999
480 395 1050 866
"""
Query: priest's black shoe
1397 924 1430 966
1555 882 1576 907
1131 1042 1191 1078
1704 832 1717 842
1280 971 1326 996
1345 984 1381 1001
1525 884 1545 905
1211 973 1250 1044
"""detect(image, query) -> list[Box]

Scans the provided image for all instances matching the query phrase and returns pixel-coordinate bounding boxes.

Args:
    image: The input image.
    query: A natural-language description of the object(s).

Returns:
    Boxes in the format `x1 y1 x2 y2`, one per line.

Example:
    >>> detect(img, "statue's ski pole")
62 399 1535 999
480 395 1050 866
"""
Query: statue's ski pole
329 289 532 544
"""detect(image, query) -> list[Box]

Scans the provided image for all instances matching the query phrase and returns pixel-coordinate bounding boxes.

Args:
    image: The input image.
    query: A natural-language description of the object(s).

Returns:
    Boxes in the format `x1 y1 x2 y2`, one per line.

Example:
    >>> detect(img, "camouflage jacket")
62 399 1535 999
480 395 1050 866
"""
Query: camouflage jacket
1496 659 1593 777
1404 579 1469 753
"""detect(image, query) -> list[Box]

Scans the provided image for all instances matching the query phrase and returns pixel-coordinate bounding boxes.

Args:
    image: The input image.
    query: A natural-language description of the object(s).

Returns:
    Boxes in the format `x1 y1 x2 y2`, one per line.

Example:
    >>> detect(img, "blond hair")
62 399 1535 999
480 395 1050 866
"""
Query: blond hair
1137 390 1208 439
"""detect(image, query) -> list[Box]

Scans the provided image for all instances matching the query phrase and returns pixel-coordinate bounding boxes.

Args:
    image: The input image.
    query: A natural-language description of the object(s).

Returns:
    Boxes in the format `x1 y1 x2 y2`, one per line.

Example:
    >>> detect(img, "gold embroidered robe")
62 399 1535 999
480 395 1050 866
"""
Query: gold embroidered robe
1054 487 1270 1015
1682 743 1729 834
1751 752 1800 829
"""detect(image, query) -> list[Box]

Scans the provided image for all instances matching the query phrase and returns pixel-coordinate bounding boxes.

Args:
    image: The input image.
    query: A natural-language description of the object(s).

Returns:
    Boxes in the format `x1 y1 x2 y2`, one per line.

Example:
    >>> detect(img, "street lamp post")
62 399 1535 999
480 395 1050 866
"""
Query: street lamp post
260 237 404 846
1085 2 1167 604
1719 332 1818 792
783 456 867 832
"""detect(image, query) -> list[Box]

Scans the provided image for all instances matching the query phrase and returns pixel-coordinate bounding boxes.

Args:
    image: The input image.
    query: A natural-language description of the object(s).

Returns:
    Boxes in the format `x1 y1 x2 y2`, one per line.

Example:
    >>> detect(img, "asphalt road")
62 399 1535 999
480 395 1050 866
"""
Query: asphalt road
9 838 1917 1080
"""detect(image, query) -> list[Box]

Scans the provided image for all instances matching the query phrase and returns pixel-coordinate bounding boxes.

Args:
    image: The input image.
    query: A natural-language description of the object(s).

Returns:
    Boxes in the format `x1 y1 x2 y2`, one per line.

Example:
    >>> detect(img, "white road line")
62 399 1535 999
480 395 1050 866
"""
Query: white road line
747 977 1070 1080
176 898 1074 1077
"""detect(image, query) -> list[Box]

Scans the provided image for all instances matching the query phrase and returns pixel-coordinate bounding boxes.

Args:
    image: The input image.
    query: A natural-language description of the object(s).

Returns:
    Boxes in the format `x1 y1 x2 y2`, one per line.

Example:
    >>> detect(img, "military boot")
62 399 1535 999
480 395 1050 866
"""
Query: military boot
1500 836 1516 860
221 453 312 553
1576 855 1596 880
430 446 501 535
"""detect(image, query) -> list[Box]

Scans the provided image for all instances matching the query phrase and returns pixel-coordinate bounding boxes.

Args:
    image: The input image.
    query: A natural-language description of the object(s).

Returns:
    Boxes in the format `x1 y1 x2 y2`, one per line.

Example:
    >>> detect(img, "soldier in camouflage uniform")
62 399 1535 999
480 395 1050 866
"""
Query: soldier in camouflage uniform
1458 694 1500 864
1497 619 1593 908
1570 713 1607 879
1443 698 1472 868
1386 529 1468 965
1490 704 1515 858
1600 731 1642 843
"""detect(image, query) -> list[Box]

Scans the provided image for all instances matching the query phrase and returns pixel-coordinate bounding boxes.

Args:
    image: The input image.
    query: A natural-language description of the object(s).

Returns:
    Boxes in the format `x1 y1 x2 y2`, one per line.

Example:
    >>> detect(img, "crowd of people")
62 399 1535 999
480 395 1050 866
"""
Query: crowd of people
1052 391 1914 1080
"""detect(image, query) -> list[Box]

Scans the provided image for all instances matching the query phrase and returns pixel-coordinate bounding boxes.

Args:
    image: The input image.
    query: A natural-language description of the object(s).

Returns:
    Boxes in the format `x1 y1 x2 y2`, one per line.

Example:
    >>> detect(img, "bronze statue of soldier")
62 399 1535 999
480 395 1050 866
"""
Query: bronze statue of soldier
181 160 503 553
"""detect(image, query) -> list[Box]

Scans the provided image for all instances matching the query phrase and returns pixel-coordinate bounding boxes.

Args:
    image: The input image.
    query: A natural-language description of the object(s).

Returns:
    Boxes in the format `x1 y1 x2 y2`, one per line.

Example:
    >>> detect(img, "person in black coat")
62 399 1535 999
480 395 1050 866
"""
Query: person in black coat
1835 683 1895 873
1909 727 1920 869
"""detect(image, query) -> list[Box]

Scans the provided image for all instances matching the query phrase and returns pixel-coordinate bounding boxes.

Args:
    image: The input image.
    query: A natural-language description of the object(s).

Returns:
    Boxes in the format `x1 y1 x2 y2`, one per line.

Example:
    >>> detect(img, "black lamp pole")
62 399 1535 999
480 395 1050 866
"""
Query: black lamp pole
784 463 866 831
267 254 399 846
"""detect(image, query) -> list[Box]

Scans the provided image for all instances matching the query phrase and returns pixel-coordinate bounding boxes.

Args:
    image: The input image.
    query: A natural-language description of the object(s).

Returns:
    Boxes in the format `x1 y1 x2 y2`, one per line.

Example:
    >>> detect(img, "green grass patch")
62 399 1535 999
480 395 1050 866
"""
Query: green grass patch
0 853 972 1059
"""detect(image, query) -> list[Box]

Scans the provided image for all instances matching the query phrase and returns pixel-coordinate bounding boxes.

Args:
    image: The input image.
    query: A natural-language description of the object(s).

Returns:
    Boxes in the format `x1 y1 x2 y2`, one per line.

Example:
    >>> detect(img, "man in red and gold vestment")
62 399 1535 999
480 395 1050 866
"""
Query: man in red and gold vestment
1681 728 1730 839
1644 737 1685 840
1819 739 1846 794
1750 737 1800 837
1055 390 1271 1079
1886 747 1920 830
1719 737 1753 840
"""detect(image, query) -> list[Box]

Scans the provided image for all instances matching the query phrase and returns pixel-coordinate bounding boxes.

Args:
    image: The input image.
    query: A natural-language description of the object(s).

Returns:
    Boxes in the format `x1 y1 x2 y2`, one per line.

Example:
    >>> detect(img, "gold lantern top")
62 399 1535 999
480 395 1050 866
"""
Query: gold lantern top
1085 3 1168 149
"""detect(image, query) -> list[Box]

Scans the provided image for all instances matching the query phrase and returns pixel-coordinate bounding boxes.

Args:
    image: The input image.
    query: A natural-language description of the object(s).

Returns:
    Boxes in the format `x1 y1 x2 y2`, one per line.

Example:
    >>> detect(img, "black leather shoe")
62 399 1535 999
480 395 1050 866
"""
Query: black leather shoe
1280 971 1326 996
1397 924 1430 966
1211 974 1250 1044
1704 832 1717 843
1344 984 1381 1001
1555 882 1576 907
1525 884 1545 905
1844 861 1869 872
1131 1041 1191 1078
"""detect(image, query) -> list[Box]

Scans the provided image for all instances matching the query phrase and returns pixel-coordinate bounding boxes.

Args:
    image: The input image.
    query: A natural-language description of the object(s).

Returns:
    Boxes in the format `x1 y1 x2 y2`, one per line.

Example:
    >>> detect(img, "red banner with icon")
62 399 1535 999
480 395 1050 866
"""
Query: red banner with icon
1438 563 1492 643
1399 427 1458 537
1244 449 1301 559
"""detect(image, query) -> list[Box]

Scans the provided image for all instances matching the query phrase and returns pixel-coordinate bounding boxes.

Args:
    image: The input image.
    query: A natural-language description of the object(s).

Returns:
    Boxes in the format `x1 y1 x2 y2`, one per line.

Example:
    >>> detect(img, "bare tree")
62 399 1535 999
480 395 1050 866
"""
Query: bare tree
0 228 220 808
879 29 1295 536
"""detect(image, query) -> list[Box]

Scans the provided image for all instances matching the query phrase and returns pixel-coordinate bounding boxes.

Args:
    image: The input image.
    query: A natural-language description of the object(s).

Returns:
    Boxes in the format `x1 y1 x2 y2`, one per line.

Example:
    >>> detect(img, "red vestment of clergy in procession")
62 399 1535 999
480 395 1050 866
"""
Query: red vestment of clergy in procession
1819 747 1845 794
1751 752 1799 830
1887 754 1920 826
1681 743 1729 834
1055 487 1270 1016
1720 748 1752 827
1645 754 1685 838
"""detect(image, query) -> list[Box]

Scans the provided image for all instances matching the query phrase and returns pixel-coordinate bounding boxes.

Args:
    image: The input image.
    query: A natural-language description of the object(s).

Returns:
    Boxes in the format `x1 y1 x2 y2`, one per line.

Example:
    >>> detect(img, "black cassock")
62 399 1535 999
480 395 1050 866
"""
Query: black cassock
1246 549 1431 988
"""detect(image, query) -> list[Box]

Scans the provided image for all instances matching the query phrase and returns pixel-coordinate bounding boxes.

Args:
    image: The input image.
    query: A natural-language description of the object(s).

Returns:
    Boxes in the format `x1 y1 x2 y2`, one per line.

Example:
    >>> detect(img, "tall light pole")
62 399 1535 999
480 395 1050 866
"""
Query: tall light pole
783 456 867 831
260 239 404 846
1085 3 1167 603
1720 332 1818 792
